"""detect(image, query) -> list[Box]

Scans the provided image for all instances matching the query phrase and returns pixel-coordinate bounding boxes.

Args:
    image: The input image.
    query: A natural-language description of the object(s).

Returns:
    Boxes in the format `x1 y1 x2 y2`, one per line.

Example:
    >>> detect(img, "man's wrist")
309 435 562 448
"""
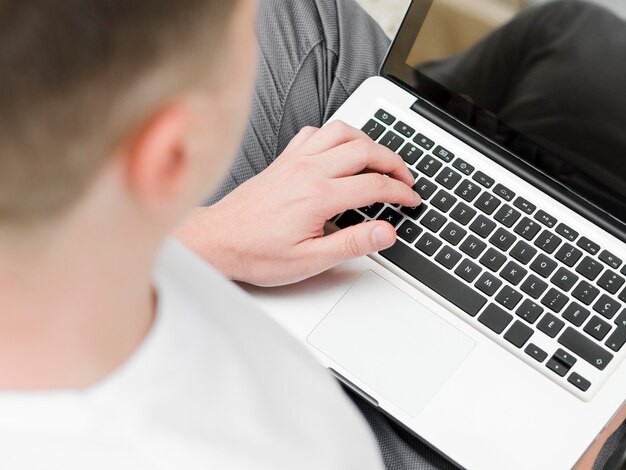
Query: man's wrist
173 205 241 281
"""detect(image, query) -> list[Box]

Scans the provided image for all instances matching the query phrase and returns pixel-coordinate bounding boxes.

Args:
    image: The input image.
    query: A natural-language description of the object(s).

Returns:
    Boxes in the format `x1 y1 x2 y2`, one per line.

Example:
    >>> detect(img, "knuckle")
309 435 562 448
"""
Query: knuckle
289 158 313 177
328 120 351 135
342 231 363 258
367 173 388 193
301 125 318 135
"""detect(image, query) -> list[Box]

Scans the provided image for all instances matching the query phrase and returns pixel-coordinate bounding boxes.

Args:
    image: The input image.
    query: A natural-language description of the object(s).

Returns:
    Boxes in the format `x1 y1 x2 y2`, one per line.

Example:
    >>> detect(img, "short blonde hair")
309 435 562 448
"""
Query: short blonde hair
0 1 236 225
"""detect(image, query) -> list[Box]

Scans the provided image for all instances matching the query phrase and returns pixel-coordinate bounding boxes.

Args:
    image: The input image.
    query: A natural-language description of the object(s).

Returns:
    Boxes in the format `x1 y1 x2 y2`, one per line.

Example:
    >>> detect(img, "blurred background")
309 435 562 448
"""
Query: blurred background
357 0 626 42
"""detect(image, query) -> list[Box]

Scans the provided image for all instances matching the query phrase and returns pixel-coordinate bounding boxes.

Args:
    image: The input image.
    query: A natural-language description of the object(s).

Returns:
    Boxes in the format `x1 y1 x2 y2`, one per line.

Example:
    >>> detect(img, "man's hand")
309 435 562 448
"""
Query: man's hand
174 121 421 287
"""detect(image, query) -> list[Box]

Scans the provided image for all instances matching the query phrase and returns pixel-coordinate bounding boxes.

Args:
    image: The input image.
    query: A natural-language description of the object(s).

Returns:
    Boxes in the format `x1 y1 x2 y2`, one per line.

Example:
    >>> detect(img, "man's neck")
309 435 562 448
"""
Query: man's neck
0 219 159 391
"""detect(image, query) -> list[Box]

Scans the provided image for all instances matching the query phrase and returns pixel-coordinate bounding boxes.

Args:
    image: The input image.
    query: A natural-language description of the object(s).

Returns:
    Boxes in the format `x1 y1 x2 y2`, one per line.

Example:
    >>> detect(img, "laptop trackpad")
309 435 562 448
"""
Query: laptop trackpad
307 270 476 416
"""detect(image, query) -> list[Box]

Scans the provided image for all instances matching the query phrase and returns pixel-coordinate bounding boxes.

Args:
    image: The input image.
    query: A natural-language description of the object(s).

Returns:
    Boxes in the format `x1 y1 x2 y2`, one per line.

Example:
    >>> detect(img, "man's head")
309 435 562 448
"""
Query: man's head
0 0 258 237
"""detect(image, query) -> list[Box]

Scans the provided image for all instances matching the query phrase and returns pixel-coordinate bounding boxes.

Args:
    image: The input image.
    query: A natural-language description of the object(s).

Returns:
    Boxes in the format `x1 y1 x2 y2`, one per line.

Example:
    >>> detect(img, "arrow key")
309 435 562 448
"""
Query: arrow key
605 327 626 352
525 343 548 363
554 348 577 367
568 372 591 392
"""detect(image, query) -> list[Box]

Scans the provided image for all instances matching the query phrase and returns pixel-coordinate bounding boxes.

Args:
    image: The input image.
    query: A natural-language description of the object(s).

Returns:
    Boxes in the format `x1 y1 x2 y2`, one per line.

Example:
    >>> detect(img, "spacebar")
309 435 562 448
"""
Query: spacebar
380 242 487 317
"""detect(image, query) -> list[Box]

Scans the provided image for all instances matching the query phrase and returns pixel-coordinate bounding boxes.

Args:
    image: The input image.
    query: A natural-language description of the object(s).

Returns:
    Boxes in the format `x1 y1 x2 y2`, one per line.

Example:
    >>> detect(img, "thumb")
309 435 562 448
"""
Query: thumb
312 221 397 269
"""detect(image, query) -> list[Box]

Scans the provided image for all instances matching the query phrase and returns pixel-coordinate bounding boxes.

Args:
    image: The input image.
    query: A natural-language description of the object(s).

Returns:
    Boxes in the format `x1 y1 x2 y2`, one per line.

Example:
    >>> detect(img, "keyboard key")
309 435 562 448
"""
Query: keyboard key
455 180 481 202
435 168 462 190
576 256 604 281
493 184 515 202
435 246 462 270
420 209 447 233
336 210 364 229
475 273 503 297
415 233 443 256
572 281 600 305
597 271 625 295
534 230 562 255
554 348 577 367
493 205 521 228
480 248 507 272
359 203 384 218
584 316 612 341
401 203 428 220
555 243 583 267
577 237 601 255
377 207 403 227
510 241 537 266
450 203 477 226
431 190 457 213
517 300 544 324
520 275 549 299
546 358 570 377
501 261 527 286
490 228 517 252
538 313 565 338
568 373 591 392
525 343 548 362
393 121 415 138
496 286 523 310
555 224 579 242
606 326 626 352
432 145 454 162
474 193 501 216
514 197 537 215
541 288 568 313
441 222 467 246
530 254 558 278
504 321 533 348
514 217 542 241
558 327 613 370
478 304 513 334
460 235 487 259
470 215 497 239
473 171 495 188
380 131 404 152
416 155 443 177
452 158 474 175
413 178 437 200
362 119 385 140
593 294 621 320
398 143 423 165
397 220 422 244
414 133 435 150
551 267 579 292
534 210 558 228
380 241 488 316
563 302 591 327
455 259 483 283
599 251 622 270
620 288 626 303
374 109 395 125
615 310 626 328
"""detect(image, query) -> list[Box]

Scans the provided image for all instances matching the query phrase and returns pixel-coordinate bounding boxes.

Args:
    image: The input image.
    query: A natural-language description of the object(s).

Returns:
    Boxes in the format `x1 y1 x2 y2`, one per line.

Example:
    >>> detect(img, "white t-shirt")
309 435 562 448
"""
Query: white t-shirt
0 239 385 470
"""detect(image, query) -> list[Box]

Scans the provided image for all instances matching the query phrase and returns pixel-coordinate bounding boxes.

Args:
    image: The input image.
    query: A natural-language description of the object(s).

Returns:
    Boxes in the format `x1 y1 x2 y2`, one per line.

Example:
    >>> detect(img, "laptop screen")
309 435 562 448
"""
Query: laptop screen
383 0 626 230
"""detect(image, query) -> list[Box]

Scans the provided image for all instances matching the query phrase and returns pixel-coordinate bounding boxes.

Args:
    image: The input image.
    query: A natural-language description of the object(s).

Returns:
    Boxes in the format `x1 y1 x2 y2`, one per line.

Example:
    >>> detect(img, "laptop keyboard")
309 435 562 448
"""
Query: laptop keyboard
334 109 626 396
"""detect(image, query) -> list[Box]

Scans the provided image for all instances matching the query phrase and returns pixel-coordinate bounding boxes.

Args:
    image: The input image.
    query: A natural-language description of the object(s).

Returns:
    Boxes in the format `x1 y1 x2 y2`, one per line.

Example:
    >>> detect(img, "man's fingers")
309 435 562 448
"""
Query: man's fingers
324 173 421 217
310 221 397 270
297 120 365 155
317 138 416 187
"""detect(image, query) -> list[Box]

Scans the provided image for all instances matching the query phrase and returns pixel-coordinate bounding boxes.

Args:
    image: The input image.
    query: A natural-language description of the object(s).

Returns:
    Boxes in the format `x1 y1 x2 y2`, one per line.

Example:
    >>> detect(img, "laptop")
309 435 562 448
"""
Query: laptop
245 1 626 468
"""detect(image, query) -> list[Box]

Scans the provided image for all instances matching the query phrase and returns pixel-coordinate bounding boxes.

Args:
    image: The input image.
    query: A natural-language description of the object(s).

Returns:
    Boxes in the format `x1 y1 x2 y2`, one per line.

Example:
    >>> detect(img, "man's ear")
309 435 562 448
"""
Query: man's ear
121 100 193 214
